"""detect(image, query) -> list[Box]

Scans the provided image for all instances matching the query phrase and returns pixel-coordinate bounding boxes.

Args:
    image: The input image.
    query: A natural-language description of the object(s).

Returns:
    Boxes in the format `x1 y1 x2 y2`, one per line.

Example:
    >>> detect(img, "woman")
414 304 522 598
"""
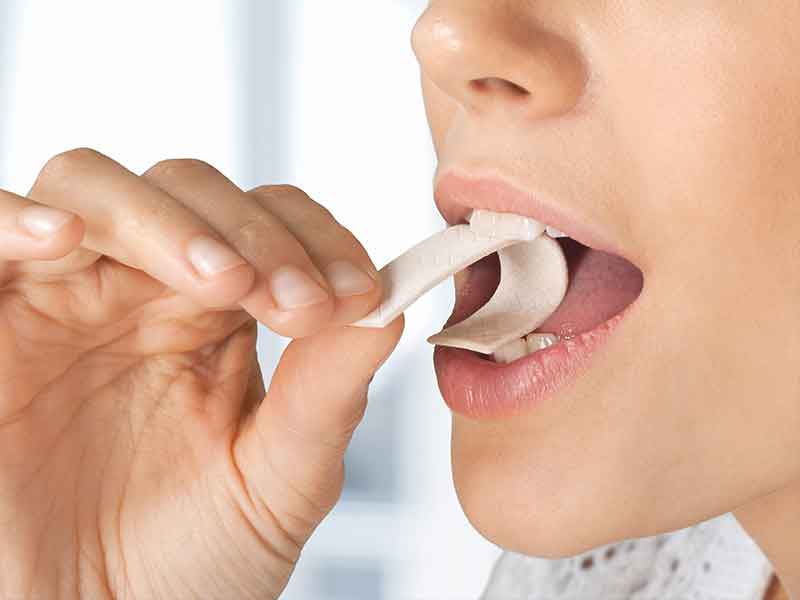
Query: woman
0 2 796 598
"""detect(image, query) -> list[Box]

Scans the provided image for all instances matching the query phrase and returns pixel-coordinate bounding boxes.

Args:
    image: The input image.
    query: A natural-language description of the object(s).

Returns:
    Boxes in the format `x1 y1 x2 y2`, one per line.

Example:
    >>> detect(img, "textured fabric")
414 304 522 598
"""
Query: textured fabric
481 512 775 600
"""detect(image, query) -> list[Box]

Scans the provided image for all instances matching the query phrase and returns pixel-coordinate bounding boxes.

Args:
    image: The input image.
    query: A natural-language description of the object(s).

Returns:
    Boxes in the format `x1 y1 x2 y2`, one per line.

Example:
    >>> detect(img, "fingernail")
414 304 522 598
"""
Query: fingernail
323 260 376 297
19 206 75 238
270 265 330 309
187 235 248 278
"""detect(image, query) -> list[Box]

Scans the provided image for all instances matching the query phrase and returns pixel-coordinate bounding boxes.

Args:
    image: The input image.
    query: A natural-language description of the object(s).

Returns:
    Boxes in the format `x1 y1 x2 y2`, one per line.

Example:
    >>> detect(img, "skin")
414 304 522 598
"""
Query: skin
412 1 800 598
0 151 402 598
2 2 798 599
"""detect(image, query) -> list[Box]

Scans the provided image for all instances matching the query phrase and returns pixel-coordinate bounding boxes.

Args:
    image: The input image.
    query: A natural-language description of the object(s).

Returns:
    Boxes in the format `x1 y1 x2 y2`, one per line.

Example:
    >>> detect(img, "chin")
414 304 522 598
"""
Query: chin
449 408 655 560
452 432 602 558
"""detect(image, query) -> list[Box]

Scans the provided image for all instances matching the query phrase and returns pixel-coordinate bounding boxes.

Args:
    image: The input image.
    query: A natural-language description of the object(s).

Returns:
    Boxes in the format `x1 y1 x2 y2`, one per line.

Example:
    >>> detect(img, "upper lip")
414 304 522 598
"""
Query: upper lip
433 168 626 258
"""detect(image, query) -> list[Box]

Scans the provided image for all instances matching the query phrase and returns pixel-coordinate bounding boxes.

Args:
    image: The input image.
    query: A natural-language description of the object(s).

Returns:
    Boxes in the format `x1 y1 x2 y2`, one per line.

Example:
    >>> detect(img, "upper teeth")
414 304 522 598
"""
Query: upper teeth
467 210 569 240
545 226 568 238
492 333 560 364
468 210 545 240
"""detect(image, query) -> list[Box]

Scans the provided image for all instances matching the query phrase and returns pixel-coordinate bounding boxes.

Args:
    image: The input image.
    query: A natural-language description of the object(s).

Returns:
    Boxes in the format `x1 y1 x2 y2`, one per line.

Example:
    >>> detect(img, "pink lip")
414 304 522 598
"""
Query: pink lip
431 168 642 418
433 298 640 420
434 169 628 260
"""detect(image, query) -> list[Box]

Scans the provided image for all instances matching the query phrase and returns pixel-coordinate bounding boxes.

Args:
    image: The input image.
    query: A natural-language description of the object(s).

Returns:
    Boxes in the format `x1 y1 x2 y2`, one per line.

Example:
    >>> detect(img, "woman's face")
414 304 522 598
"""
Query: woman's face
412 1 800 556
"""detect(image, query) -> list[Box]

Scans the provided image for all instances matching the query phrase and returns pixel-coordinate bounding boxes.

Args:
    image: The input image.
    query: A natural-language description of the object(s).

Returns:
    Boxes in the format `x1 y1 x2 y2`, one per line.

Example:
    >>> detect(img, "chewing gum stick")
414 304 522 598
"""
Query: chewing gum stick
426 235 568 354
351 224 522 329
352 210 568 355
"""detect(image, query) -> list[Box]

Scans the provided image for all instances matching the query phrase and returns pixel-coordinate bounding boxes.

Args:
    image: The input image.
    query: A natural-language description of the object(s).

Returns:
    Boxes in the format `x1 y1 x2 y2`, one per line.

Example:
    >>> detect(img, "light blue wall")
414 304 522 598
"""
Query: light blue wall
0 0 19 184
0 3 502 597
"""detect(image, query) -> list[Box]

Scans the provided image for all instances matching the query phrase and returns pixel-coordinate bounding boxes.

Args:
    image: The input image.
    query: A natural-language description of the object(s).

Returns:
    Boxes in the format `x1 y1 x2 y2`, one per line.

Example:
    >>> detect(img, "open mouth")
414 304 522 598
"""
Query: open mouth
446 235 644 363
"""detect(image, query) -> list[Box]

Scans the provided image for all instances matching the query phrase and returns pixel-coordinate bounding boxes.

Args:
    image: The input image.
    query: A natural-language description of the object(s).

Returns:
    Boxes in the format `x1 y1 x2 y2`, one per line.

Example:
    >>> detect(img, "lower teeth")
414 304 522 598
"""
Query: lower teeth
492 333 561 364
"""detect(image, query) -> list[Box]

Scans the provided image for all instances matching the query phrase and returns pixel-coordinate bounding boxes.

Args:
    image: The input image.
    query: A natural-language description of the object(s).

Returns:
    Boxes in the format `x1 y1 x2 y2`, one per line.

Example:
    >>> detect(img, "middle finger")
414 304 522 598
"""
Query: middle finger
141 159 356 337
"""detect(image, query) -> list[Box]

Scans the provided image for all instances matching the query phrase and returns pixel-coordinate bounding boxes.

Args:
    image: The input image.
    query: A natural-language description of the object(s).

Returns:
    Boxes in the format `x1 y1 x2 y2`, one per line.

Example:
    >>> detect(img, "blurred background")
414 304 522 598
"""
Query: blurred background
0 1 503 598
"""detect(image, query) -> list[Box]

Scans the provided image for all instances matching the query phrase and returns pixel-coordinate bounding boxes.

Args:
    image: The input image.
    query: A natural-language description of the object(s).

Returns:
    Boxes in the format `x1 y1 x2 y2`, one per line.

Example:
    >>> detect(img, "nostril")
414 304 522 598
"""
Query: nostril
470 77 530 98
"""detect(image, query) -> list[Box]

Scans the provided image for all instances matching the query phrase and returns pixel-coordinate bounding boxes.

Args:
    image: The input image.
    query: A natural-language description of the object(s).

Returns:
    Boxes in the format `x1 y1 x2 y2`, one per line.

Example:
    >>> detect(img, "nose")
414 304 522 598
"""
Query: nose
411 1 588 119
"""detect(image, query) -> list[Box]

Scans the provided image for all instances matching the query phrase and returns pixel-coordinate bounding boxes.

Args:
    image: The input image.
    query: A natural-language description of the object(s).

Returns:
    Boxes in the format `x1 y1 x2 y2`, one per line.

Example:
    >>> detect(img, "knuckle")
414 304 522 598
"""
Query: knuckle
246 184 369 258
250 185 337 224
250 183 307 199
271 183 305 197
40 147 103 180
248 184 314 211
322 221 358 248
308 213 359 247
311 201 336 224
232 215 276 249
143 158 215 181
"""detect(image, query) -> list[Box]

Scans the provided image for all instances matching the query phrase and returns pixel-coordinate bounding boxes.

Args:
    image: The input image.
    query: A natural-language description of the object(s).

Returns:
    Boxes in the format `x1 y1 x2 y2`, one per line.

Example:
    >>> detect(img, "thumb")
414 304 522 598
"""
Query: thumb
233 316 404 549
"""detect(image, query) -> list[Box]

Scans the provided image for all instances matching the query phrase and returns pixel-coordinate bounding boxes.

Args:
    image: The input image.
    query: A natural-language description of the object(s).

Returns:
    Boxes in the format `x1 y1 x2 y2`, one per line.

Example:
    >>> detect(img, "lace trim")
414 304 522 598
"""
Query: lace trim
481 513 775 599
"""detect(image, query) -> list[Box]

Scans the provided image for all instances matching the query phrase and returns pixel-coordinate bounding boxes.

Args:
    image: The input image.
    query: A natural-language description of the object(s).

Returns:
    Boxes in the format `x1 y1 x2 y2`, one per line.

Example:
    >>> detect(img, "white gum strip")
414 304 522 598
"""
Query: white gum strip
350 223 530 329
427 235 568 354
352 210 566 356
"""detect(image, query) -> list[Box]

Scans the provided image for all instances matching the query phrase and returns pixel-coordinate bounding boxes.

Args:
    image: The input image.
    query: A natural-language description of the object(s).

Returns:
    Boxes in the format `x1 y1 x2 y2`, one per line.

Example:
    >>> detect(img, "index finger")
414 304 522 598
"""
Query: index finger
27 148 261 309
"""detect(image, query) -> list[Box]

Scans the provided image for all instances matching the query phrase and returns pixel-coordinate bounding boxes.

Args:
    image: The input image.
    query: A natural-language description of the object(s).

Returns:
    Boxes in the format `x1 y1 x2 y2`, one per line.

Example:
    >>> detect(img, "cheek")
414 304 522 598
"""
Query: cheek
449 269 800 555
599 4 800 265
622 14 800 489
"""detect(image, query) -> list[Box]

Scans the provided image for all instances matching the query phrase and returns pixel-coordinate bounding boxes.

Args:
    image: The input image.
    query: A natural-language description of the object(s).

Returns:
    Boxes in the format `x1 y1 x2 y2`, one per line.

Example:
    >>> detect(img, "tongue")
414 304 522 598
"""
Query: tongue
448 238 643 338
537 238 643 336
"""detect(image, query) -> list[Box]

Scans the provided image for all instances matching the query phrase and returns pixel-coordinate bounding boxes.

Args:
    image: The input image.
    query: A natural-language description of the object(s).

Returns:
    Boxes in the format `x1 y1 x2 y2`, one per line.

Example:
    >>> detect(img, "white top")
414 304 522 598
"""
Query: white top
481 512 775 599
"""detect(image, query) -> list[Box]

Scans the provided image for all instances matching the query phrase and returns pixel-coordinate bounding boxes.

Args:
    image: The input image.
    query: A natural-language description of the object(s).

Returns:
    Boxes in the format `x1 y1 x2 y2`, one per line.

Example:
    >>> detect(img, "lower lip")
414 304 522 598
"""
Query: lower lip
432 297 641 420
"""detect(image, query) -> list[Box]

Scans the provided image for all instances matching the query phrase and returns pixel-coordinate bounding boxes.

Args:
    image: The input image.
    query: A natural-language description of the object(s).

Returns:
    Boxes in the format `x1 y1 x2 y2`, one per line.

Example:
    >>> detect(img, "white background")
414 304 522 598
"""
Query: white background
0 1 503 598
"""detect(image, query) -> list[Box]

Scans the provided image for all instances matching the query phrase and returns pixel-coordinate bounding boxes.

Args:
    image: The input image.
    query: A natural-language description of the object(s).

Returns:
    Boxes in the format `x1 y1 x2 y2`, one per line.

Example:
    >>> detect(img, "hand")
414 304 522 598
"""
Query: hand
0 148 403 599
